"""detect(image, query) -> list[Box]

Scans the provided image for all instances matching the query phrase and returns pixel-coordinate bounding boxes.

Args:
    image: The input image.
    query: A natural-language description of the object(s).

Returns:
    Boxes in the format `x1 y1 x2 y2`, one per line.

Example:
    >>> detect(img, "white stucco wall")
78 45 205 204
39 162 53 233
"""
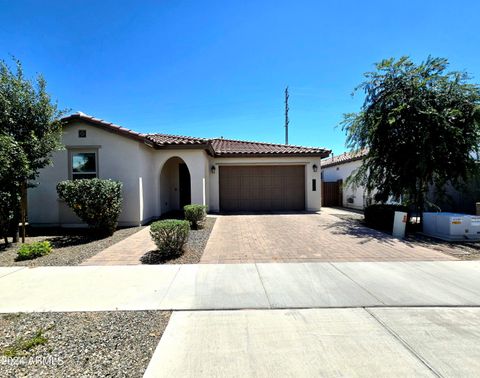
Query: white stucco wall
209 156 322 212
28 121 322 227
28 121 153 227
153 149 210 212
321 159 365 210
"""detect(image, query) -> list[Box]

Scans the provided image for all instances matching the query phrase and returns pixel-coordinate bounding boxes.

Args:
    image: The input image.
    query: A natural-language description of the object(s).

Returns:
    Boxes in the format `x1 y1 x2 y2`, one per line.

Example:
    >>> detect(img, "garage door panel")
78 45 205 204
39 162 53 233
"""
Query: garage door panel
219 165 305 212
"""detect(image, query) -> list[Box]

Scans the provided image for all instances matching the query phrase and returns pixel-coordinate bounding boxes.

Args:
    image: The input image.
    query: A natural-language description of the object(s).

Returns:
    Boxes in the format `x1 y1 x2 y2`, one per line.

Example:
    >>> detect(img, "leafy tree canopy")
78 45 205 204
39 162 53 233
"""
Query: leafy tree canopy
0 58 65 179
0 58 66 242
342 56 480 212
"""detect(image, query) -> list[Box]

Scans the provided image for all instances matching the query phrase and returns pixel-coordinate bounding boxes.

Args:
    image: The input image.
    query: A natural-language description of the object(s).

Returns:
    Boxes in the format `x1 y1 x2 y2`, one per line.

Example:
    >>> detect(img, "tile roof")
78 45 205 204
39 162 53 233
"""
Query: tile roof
62 112 147 142
63 112 330 157
210 138 329 156
147 134 208 146
321 149 368 168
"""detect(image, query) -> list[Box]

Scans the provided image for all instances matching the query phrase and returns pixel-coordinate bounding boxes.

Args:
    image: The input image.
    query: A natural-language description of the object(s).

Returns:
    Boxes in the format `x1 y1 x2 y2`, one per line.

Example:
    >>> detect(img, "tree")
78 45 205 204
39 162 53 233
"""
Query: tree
0 135 29 244
0 58 65 242
342 56 480 219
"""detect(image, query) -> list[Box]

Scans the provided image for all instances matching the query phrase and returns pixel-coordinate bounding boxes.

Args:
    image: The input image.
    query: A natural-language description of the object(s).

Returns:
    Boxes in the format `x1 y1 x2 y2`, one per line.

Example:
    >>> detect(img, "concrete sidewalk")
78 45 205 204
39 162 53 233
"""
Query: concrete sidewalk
1 261 480 312
144 307 480 377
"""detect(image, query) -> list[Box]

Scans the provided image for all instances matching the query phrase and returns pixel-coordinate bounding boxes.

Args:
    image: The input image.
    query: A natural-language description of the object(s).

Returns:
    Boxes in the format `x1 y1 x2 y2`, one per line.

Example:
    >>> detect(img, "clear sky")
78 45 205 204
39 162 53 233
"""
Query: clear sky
1 0 479 154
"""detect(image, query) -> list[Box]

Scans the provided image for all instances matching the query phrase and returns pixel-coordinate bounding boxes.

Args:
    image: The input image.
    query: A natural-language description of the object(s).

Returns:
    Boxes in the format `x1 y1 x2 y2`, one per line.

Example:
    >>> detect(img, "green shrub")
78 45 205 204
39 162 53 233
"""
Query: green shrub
17 241 52 261
183 204 207 229
3 329 48 357
56 179 123 236
364 204 409 232
150 219 190 255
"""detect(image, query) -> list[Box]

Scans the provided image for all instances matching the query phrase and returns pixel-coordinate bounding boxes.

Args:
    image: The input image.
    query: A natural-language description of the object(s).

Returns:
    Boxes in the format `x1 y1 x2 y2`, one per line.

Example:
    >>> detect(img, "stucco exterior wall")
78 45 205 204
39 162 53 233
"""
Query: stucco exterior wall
153 150 210 212
322 160 365 210
209 156 322 212
28 121 150 227
28 121 321 227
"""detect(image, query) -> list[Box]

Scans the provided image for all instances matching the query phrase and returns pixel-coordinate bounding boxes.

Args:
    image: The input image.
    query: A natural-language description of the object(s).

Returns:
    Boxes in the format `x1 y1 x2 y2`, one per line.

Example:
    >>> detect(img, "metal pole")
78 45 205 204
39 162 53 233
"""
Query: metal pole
285 86 289 145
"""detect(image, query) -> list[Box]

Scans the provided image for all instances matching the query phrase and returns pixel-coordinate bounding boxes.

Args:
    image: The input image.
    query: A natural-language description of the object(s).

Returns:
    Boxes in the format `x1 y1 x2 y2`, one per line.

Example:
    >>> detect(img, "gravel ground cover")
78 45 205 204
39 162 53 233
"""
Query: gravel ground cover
331 212 480 260
141 217 216 264
0 311 170 377
0 227 144 267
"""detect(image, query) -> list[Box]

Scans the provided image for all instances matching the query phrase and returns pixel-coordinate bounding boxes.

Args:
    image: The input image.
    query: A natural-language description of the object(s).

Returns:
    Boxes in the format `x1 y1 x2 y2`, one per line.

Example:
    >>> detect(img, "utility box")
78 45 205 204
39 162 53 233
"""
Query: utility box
392 211 408 239
423 212 480 242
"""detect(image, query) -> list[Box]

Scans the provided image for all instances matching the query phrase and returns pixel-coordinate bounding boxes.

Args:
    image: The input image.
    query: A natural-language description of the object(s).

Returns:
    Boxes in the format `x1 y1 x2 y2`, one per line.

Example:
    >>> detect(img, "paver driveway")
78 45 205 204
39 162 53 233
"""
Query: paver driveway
200 209 455 263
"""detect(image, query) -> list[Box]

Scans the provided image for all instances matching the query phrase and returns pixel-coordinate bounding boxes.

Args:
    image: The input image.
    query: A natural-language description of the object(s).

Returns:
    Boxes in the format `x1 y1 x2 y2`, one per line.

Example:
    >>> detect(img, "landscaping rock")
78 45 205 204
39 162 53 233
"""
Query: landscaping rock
141 217 216 264
0 311 170 377
0 227 144 267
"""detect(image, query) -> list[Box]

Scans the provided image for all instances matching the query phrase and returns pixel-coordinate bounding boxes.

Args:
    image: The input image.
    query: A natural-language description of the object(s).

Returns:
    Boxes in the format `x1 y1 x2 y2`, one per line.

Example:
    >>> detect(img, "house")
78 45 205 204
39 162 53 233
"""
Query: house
321 149 479 214
321 149 368 210
28 112 331 227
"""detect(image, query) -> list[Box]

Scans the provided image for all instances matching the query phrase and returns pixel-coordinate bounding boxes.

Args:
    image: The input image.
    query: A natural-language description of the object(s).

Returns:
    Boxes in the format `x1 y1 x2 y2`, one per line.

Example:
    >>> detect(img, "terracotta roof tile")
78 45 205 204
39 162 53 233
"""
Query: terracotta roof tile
321 149 368 168
210 138 330 156
62 113 330 157
62 112 147 142
146 134 208 145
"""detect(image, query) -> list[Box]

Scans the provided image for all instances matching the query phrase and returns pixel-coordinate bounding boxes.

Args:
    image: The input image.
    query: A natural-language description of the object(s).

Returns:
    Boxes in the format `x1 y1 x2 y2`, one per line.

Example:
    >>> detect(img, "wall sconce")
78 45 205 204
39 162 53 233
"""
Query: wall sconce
312 164 318 172
211 165 216 174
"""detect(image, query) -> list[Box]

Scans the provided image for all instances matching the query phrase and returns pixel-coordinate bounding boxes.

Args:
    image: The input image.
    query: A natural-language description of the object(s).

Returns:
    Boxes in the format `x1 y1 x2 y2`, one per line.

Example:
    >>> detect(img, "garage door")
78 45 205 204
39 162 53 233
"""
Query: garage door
219 165 305 212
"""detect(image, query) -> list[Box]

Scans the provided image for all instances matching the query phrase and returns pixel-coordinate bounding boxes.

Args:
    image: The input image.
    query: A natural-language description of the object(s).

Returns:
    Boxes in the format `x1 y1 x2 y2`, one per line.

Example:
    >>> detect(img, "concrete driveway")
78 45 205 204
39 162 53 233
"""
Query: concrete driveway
201 209 454 263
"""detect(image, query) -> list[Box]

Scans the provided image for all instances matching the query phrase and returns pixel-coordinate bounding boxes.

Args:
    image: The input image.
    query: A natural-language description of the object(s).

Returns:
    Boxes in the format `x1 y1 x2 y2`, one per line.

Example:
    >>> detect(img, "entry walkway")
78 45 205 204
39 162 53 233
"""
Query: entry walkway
1 261 480 312
81 227 154 265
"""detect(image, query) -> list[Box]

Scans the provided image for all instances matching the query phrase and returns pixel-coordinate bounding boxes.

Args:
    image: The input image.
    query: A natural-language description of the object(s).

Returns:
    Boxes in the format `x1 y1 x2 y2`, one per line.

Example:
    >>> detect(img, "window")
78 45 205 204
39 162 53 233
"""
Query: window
71 151 97 180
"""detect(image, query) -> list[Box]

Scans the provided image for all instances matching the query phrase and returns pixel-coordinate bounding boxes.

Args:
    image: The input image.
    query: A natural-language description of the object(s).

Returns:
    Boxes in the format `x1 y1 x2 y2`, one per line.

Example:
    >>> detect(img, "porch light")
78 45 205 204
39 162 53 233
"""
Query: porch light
312 164 318 172
211 165 216 174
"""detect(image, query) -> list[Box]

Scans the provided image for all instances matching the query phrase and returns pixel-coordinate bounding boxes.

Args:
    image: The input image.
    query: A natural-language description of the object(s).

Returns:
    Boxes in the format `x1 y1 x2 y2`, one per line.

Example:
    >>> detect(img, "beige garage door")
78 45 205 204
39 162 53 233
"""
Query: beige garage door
219 165 305 212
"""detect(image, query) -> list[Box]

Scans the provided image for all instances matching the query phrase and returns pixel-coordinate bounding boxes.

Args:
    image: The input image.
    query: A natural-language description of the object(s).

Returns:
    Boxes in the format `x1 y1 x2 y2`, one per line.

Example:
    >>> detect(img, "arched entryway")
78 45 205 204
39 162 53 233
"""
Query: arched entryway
160 157 191 214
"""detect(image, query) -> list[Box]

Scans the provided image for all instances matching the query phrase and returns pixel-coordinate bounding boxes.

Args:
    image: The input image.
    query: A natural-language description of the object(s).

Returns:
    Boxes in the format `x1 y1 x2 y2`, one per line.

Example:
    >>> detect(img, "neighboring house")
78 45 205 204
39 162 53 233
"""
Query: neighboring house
321 150 368 210
28 112 330 227
322 149 479 214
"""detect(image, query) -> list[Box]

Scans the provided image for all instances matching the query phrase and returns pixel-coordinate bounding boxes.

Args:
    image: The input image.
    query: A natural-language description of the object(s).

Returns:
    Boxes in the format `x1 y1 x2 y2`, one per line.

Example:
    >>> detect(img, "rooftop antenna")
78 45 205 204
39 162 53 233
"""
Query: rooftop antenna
285 86 289 145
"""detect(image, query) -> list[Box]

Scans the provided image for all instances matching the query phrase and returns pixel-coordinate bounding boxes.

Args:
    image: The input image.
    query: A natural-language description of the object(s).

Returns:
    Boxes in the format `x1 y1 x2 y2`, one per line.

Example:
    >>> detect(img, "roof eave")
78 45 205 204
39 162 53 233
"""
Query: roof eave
321 155 364 168
62 114 147 144
214 151 331 158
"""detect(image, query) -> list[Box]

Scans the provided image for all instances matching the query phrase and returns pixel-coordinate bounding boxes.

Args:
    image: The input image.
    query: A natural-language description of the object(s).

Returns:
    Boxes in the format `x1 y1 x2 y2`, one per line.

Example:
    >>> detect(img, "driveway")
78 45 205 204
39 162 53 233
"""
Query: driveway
201 209 455 263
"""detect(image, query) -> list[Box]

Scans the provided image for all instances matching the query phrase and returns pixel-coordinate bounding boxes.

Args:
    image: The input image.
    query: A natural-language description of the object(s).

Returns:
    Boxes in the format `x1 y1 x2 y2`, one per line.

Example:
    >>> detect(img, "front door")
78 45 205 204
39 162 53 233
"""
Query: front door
179 163 191 209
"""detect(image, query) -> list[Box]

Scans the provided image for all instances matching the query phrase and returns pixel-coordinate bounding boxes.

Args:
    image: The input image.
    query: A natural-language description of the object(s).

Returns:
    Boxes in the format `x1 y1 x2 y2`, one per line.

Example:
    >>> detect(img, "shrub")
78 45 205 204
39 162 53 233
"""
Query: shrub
3 329 48 357
56 179 123 236
150 219 190 255
17 241 52 261
364 204 409 233
183 204 207 229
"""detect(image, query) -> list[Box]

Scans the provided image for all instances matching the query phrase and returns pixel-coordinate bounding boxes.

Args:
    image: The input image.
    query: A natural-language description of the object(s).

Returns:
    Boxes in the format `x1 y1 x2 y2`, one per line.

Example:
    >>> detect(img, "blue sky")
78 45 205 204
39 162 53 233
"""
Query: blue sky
1 0 479 154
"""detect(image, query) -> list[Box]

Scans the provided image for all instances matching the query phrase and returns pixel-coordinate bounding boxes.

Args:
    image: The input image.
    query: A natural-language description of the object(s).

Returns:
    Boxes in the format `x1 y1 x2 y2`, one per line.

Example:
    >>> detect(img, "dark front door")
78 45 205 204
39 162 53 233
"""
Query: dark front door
179 163 191 209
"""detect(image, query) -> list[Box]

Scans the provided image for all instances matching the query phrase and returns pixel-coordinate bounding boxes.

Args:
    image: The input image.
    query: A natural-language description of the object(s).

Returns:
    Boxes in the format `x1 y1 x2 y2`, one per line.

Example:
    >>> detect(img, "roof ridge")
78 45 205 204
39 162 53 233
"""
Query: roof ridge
63 112 331 157
146 132 208 141
321 148 368 167
62 112 147 138
211 136 327 150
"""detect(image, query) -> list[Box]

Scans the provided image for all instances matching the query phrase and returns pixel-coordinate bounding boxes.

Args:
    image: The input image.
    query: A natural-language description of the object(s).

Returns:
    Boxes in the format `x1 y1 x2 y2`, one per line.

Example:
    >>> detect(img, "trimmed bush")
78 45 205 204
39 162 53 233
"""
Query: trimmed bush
364 204 409 232
56 179 123 236
150 219 190 255
184 204 207 229
17 241 52 261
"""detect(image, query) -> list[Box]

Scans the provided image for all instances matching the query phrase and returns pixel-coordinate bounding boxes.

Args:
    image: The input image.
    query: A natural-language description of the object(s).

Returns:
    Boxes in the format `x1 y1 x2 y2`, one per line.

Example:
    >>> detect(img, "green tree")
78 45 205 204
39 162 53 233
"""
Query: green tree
342 56 480 219
0 58 65 242
0 135 29 244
